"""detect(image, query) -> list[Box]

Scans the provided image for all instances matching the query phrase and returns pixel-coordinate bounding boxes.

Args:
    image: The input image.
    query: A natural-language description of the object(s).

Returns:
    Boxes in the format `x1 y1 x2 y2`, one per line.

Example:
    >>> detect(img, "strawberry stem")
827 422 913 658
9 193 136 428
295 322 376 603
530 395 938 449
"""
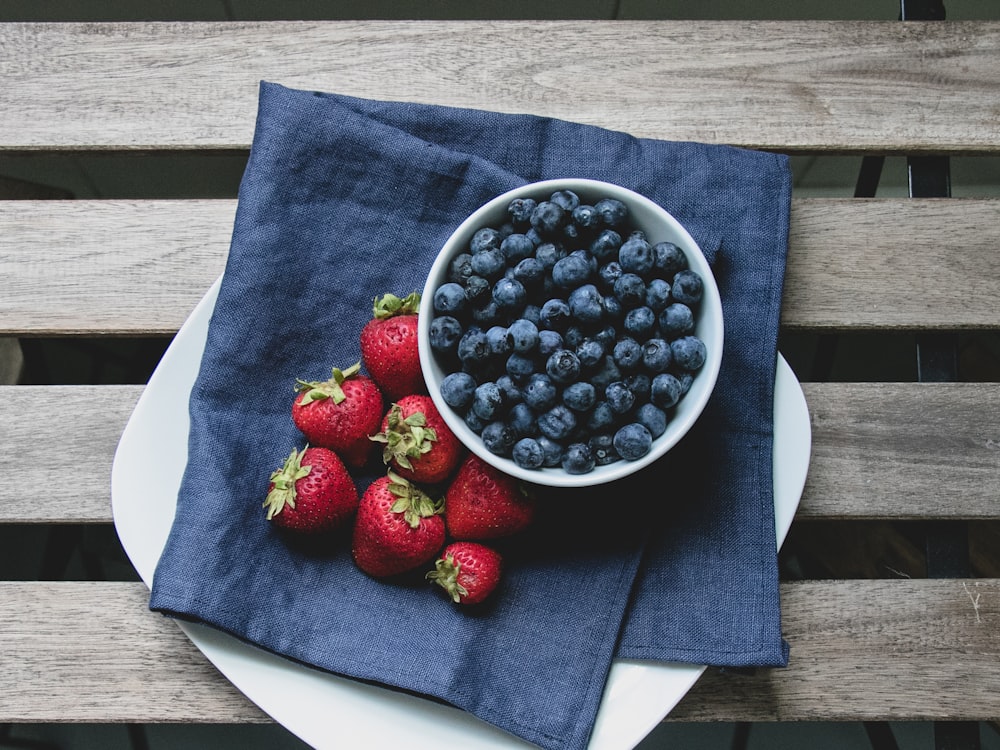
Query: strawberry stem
370 404 437 469
386 470 443 528
426 554 468 603
294 362 361 405
264 447 312 520
372 292 421 320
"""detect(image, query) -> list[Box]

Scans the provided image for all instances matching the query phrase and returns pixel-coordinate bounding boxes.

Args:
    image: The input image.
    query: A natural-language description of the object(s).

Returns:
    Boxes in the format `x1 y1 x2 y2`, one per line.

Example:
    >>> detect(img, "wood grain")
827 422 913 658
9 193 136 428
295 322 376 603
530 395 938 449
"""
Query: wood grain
1 21 998 153
2 382 998 523
0 579 996 722
2 198 999 335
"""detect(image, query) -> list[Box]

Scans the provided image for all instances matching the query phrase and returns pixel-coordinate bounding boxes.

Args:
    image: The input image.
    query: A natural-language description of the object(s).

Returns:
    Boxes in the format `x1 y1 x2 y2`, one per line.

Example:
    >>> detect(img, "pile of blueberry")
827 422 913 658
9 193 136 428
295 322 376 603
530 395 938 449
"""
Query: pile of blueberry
427 188 709 475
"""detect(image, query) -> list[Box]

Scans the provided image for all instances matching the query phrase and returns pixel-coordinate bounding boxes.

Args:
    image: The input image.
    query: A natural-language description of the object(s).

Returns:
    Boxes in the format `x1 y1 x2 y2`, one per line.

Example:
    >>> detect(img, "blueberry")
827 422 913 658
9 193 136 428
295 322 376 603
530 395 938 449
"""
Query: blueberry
537 329 564 357
562 381 597 412
530 201 566 235
575 337 605 368
545 349 581 384
677 371 695 396
505 351 536 383
551 254 591 289
653 241 687 276
521 303 542 326
623 306 656 339
550 189 580 212
472 381 505 421
464 407 488 434
594 197 628 227
464 275 491 307
593 325 617 350
507 402 538 438
539 298 572 331
659 303 695 338
588 433 620 466
590 229 622 261
470 227 502 254
641 337 673 372
645 278 672 312
636 402 668 438
433 282 466 315
512 437 545 469
481 421 517 456
439 371 477 410
671 335 707 371
492 277 527 312
495 374 523 404
534 242 564 271
597 261 623 293
571 204 601 232
562 325 585 349
567 284 604 324
671 269 704 306
506 317 539 353
612 337 643 371
537 435 564 467
471 247 506 280
585 401 616 432
619 235 655 276
522 373 559 411
486 325 512 357
613 423 653 461
429 315 463 355
561 442 595 474
507 198 538 227
525 227 544 246
605 381 636 415
500 233 535 263
601 293 624 322
448 253 474 284
537 404 577 441
650 372 683 409
470 300 502 327
613 273 646 308
513 257 545 288
623 373 651 403
457 327 491 368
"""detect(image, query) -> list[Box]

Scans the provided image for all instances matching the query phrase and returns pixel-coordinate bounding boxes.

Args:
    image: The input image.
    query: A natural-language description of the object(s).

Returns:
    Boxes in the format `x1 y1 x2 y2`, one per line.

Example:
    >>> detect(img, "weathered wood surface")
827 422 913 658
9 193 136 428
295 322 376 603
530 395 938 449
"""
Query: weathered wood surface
0 579 996 723
2 382 998 523
3 198 999 335
1 21 998 153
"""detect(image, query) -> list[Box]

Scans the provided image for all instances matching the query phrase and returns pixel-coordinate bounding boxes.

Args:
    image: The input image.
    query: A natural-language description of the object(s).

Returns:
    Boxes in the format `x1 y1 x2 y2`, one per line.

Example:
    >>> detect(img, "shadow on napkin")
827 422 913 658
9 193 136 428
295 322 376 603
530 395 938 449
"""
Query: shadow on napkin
149 81 791 750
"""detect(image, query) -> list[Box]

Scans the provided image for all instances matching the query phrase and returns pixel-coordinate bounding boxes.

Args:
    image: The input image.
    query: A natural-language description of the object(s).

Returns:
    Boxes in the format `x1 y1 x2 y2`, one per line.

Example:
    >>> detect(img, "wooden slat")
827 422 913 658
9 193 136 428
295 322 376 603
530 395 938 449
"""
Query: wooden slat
1 21 998 153
0 579 996 723
2 382 998 524
2 198 999 335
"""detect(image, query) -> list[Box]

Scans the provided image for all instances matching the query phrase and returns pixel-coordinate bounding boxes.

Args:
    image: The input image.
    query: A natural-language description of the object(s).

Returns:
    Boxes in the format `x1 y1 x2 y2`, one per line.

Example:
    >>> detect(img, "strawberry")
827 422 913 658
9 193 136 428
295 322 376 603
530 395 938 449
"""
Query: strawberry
264 446 359 534
292 362 383 468
444 453 537 540
427 541 503 605
351 470 446 578
359 292 426 401
370 394 464 485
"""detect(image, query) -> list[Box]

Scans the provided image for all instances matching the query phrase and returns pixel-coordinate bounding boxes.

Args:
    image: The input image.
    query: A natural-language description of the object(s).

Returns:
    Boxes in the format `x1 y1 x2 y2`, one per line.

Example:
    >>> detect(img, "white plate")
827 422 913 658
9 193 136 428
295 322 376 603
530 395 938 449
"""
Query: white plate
111 275 811 750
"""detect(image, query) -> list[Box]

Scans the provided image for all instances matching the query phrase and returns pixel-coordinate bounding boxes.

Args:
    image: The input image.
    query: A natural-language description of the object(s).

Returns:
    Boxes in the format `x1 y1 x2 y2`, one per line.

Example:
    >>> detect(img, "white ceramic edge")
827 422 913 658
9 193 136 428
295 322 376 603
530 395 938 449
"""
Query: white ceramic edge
418 178 724 488
111 277 809 750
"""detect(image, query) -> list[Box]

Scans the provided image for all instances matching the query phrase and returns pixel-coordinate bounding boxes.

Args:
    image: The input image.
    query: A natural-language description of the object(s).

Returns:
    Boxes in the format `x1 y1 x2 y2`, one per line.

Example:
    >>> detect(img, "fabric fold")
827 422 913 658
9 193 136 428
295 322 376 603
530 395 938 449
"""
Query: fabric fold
149 81 791 750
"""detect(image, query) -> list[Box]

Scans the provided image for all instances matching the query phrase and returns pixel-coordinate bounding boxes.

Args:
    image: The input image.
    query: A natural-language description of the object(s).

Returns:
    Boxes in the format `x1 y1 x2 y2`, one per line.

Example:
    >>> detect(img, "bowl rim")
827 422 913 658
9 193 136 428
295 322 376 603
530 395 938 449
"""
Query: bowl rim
418 177 724 488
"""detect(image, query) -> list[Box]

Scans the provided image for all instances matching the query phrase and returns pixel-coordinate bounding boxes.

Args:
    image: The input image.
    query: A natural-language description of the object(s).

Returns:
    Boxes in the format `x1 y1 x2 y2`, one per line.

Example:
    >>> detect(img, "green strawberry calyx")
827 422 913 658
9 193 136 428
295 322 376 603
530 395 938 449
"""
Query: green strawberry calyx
294 362 361 406
386 470 443 528
372 291 421 320
264 447 312 520
370 404 438 470
426 554 468 603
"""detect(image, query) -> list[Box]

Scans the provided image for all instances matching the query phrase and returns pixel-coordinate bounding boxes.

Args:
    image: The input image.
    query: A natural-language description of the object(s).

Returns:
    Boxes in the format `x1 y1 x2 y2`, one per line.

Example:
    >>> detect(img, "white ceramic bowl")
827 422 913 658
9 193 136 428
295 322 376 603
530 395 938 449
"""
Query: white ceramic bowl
418 178 723 488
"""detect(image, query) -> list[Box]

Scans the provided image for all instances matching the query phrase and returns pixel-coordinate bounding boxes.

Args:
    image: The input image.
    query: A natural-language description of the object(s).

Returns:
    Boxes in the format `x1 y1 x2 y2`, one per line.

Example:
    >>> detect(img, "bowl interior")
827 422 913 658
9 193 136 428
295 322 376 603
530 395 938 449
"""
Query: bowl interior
418 178 723 488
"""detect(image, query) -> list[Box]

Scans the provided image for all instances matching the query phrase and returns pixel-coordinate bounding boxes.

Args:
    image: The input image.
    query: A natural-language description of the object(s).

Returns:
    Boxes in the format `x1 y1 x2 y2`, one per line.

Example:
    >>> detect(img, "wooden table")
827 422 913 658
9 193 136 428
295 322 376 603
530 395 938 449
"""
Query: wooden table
1 17 998 749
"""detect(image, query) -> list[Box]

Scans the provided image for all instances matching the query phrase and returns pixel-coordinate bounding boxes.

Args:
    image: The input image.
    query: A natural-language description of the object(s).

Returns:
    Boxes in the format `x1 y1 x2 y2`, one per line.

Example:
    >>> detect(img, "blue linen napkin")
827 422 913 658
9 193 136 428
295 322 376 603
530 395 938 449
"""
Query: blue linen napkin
149 81 791 750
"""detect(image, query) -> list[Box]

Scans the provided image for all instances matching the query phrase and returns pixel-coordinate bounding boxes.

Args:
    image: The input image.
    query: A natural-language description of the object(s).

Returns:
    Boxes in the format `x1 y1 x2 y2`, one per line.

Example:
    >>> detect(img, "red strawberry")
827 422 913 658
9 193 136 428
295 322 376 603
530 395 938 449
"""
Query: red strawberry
444 453 536 540
292 362 383 468
370 394 464 485
352 471 446 578
427 541 502 605
264 446 359 534
359 292 426 401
